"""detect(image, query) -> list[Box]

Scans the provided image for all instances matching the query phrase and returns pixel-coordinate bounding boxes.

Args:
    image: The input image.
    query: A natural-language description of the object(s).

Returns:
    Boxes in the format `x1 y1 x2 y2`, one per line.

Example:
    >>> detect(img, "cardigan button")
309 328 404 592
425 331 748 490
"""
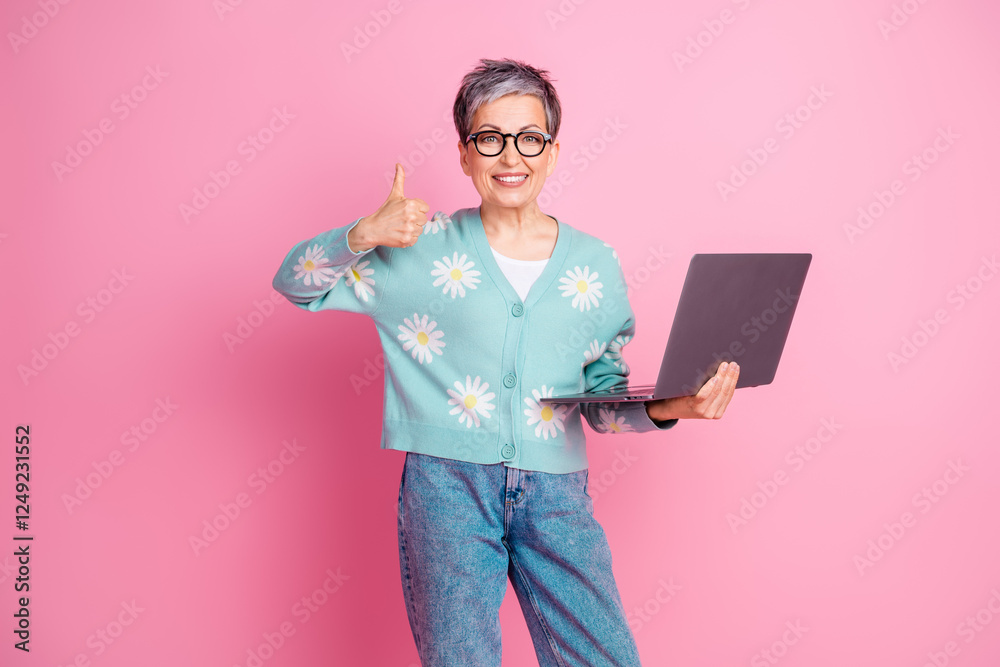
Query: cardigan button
503 373 516 388
501 444 515 459
511 303 524 317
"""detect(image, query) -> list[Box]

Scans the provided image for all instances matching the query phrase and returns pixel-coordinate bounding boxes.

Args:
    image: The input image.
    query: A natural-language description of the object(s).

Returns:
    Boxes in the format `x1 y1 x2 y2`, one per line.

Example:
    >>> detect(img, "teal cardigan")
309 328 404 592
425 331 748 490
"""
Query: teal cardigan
272 207 676 474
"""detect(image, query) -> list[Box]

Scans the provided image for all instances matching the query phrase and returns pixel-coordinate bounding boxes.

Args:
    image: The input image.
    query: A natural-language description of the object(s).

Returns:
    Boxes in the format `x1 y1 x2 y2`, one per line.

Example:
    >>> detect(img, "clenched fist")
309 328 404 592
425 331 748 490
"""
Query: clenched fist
348 164 430 252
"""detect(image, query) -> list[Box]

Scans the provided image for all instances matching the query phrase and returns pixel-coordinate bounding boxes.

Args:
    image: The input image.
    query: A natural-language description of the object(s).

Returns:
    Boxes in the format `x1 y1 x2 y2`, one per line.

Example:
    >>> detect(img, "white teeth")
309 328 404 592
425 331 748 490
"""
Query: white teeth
495 175 527 183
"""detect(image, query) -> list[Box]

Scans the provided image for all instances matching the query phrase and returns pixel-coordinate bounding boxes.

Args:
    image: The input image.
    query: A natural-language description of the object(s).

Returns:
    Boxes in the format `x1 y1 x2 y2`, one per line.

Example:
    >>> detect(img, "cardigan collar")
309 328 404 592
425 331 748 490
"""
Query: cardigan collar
464 206 571 308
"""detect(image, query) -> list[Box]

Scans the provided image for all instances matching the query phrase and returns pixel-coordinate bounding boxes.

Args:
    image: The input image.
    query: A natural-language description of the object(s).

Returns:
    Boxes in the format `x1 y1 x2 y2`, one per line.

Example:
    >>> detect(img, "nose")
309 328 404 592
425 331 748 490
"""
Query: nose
499 136 521 165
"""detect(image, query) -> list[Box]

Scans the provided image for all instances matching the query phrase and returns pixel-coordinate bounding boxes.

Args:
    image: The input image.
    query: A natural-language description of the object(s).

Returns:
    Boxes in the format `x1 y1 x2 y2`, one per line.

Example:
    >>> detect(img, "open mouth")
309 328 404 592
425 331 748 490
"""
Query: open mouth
493 174 528 184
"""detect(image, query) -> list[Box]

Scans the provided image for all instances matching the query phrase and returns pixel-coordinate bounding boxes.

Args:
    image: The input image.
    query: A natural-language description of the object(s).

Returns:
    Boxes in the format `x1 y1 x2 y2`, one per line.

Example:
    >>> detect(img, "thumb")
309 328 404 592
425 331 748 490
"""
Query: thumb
387 163 405 201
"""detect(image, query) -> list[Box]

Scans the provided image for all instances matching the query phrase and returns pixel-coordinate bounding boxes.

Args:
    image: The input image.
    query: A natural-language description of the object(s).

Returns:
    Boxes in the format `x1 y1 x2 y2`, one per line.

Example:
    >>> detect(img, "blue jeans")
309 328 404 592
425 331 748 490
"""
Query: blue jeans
397 452 642 666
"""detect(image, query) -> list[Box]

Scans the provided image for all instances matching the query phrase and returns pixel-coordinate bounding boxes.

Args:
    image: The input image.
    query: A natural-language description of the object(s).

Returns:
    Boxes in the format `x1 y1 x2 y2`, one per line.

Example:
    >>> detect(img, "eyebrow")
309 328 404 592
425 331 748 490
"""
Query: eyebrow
474 123 543 133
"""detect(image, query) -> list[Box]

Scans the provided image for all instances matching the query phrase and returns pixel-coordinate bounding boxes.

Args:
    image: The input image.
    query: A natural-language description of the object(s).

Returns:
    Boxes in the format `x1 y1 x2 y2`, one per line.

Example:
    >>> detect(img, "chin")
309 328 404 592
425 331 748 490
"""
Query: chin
483 186 539 205
490 195 535 209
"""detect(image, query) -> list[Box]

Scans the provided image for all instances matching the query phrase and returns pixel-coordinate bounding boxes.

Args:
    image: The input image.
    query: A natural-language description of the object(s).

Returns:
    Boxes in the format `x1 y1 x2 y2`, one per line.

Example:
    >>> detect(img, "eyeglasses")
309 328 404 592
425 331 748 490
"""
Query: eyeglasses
465 130 553 157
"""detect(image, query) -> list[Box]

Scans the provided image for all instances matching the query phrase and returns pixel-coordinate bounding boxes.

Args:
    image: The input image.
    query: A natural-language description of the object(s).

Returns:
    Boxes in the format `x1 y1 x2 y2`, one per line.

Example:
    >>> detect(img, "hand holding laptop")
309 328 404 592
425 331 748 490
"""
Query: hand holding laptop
645 360 741 422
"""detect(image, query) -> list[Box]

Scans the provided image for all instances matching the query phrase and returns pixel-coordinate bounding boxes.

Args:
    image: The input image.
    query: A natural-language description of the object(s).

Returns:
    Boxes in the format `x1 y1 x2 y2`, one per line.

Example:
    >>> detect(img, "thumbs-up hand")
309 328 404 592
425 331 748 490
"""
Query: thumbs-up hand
348 164 430 252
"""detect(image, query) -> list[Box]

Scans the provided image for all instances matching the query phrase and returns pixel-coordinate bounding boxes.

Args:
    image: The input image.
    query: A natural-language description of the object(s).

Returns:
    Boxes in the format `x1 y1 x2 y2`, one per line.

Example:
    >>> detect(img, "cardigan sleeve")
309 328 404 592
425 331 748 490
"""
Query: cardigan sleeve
580 313 678 434
271 218 393 316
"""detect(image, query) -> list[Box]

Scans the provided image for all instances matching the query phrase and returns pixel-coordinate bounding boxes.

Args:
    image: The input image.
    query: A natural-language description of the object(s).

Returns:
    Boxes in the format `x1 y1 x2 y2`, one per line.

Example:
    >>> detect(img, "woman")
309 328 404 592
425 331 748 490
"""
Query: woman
272 58 739 667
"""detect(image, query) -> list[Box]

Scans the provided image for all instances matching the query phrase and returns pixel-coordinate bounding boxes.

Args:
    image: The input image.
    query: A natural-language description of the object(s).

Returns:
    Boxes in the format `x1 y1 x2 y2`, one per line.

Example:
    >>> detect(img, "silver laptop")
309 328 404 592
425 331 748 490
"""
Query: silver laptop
541 253 812 404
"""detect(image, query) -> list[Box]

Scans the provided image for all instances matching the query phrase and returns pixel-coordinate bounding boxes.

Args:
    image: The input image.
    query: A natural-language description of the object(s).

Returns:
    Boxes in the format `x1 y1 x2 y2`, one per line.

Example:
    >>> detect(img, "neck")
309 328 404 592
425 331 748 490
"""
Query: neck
479 200 549 235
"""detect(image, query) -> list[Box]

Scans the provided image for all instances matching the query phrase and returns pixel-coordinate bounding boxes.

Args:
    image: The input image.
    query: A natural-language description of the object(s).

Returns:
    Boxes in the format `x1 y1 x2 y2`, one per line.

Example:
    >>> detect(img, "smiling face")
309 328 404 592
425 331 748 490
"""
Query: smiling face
458 94 559 213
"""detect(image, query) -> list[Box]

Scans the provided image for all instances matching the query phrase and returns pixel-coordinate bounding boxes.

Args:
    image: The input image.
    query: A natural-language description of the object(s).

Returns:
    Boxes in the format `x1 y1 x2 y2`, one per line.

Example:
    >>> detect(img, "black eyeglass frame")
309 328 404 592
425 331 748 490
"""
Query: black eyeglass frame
464 130 554 157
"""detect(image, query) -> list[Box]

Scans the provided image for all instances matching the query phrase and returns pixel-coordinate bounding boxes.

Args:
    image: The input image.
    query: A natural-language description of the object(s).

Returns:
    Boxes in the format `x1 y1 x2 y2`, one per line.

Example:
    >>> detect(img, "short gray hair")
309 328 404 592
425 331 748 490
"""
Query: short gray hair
453 58 562 143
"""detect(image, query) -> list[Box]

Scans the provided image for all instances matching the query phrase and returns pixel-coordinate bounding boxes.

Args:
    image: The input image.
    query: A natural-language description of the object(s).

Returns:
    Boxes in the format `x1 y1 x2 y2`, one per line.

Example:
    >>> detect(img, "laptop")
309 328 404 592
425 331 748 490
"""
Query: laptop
541 253 812 404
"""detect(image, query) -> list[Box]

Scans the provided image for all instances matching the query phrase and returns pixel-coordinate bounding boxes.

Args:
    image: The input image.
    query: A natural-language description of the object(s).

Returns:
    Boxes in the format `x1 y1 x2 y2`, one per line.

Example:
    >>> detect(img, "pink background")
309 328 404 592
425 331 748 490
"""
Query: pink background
4 0 1000 665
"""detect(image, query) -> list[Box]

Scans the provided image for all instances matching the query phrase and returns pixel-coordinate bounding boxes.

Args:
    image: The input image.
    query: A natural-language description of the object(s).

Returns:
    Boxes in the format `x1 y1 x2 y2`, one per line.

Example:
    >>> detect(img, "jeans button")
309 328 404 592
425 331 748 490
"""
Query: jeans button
503 373 516 388
501 444 515 458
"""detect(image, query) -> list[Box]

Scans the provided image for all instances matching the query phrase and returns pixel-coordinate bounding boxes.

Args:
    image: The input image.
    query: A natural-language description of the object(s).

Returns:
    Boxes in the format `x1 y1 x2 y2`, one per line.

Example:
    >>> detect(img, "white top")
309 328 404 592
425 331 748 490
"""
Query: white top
490 247 549 302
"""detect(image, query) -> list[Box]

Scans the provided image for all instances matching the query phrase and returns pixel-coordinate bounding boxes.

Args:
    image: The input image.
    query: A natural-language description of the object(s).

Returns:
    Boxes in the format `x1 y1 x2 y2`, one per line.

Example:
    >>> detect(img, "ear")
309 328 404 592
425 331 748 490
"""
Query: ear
545 139 560 178
459 139 472 176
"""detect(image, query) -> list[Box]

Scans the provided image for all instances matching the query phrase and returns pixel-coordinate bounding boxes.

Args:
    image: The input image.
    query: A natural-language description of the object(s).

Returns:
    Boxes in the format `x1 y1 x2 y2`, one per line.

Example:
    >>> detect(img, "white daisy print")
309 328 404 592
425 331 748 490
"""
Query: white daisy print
604 335 632 373
423 211 453 235
597 408 634 434
582 340 608 368
431 252 481 298
559 266 603 311
397 314 445 364
524 386 568 440
293 244 339 286
447 375 496 428
344 258 375 302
